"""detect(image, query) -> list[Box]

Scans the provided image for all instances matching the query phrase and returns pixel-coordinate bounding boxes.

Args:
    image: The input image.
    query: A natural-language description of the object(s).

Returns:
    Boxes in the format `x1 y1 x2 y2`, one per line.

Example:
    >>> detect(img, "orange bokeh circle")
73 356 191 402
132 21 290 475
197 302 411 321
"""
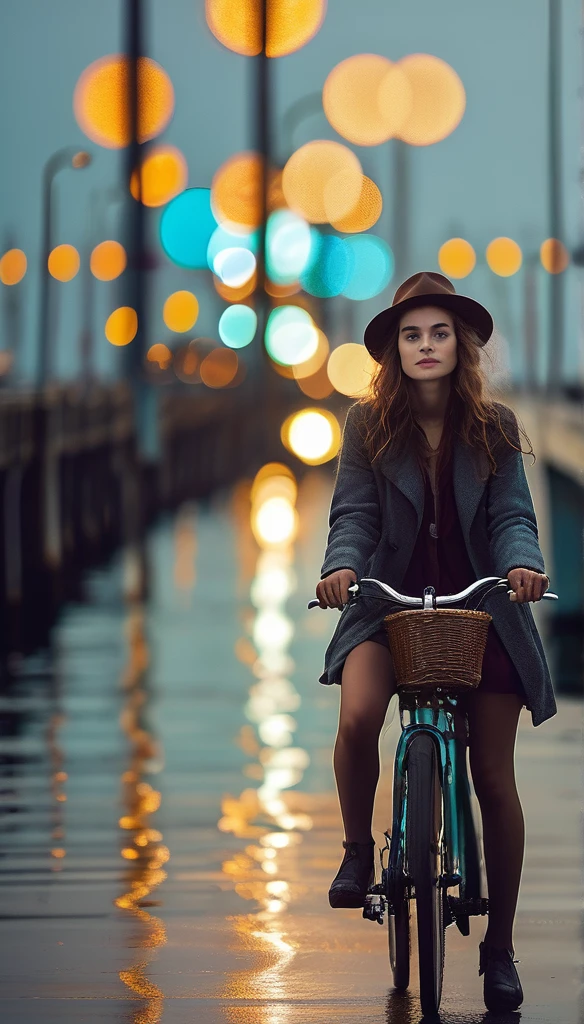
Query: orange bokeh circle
90 240 127 281
486 237 523 277
540 238 570 274
200 347 239 388
438 238 476 279
48 244 80 282
395 54 465 146
282 140 362 224
105 306 138 346
74 55 174 149
130 145 187 207
329 176 383 233
0 249 27 285
323 54 412 146
206 0 326 58
212 154 285 231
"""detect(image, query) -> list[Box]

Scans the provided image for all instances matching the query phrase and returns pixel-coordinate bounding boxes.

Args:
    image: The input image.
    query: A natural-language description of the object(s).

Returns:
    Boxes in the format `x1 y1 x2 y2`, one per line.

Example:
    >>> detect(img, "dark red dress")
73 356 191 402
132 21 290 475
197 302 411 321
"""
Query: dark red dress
368 423 526 699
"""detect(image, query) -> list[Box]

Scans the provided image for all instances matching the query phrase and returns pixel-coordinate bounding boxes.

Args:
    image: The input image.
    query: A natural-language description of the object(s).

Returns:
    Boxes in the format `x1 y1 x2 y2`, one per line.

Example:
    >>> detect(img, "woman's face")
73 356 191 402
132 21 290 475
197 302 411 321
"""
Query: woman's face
397 305 457 381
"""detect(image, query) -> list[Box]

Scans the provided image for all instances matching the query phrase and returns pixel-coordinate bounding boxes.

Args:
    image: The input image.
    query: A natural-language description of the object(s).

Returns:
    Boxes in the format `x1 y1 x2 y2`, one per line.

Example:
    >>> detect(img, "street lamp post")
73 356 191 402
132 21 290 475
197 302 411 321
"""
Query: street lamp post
36 147 91 391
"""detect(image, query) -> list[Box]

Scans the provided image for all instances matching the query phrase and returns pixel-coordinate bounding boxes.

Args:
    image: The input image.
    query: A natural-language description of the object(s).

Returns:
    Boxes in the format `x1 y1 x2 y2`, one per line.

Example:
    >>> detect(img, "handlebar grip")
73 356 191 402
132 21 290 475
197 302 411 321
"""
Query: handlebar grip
307 599 321 609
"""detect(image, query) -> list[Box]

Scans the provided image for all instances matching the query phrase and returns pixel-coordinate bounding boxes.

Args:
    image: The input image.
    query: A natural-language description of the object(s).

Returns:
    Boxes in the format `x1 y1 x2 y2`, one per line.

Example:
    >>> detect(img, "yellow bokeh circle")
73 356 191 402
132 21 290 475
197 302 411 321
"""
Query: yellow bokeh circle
329 176 383 233
540 238 570 274
327 343 376 397
438 238 476 279
48 244 80 282
74 55 174 149
206 0 326 58
105 306 138 346
292 328 329 380
395 54 466 146
281 408 341 465
130 145 187 207
90 240 127 281
0 249 27 285
282 140 363 224
486 237 522 277
163 291 199 333
212 152 262 232
323 54 412 146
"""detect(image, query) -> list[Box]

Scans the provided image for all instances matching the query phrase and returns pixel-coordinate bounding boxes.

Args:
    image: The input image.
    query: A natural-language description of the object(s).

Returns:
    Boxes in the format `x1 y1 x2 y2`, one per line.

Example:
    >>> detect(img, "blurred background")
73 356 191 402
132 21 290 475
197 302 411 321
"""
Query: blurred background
0 2 582 1019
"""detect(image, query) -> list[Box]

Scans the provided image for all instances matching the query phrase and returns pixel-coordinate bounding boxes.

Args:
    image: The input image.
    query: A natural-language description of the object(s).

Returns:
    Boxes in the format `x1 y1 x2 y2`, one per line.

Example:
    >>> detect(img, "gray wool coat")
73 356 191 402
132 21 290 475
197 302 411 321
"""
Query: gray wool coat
319 403 557 727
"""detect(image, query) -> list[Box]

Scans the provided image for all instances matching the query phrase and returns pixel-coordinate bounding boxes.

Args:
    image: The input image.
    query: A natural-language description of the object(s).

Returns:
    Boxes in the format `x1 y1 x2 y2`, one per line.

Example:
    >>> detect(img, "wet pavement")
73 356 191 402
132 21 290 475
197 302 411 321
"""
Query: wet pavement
0 470 581 1024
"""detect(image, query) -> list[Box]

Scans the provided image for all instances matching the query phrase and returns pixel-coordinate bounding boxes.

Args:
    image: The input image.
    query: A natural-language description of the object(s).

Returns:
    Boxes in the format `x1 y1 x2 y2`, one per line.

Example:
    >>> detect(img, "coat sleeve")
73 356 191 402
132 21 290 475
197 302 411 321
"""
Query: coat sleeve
320 404 382 580
486 408 546 577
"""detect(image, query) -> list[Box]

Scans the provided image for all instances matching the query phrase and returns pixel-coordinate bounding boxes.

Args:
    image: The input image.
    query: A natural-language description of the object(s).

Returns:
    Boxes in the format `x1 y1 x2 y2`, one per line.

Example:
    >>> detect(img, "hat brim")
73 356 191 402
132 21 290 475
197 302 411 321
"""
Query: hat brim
364 292 493 361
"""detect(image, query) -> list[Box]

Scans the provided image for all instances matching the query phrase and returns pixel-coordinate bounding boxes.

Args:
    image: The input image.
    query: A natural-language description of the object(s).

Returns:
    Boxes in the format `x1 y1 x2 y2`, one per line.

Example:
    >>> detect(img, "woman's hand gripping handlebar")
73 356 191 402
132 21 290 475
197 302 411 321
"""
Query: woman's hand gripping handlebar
308 575 558 612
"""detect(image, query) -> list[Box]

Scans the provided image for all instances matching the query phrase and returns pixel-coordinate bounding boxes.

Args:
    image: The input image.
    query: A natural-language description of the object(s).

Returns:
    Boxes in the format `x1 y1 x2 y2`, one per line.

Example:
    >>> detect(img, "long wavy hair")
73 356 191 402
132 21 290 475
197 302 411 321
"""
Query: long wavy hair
358 313 534 475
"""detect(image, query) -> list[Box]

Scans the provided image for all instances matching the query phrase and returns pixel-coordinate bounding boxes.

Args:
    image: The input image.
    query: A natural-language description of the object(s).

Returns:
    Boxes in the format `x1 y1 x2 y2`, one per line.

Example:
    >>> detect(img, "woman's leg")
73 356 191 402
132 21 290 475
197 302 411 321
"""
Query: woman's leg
466 693 524 952
333 640 397 844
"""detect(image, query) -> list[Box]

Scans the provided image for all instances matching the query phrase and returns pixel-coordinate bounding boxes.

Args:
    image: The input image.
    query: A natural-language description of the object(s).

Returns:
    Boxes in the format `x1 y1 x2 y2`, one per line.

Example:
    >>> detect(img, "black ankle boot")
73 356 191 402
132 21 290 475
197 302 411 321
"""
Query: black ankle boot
478 941 524 1012
328 839 375 909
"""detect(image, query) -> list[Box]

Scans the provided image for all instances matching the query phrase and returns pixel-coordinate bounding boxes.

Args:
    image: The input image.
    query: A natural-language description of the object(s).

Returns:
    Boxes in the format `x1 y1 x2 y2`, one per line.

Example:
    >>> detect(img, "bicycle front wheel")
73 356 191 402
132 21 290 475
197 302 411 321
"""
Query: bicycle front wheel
406 732 445 1016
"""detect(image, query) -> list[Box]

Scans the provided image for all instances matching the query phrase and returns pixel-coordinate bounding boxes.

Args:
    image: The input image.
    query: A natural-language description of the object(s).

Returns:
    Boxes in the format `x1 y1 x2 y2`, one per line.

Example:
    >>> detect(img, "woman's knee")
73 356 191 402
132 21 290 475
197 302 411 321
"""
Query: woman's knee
336 712 382 750
470 761 519 809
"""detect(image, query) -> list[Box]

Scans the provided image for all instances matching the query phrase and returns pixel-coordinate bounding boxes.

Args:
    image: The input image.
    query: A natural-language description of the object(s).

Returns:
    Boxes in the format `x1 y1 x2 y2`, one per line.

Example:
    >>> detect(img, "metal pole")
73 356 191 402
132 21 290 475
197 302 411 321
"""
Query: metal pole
392 138 410 285
36 148 91 391
123 0 147 388
547 0 564 394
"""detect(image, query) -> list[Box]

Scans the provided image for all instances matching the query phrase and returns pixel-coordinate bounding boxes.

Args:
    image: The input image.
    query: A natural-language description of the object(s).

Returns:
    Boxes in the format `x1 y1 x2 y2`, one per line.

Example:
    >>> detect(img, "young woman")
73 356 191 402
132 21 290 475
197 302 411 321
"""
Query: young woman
315 272 555 1013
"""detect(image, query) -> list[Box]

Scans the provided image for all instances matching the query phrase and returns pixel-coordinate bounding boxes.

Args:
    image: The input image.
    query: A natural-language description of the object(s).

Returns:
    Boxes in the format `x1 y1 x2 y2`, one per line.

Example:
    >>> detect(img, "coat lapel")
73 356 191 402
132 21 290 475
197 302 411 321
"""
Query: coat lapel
377 441 424 532
452 435 490 542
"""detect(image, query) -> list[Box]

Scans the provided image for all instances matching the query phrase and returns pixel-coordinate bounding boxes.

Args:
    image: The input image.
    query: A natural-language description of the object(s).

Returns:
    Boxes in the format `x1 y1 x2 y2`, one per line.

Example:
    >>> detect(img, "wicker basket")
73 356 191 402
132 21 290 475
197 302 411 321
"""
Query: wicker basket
384 608 492 690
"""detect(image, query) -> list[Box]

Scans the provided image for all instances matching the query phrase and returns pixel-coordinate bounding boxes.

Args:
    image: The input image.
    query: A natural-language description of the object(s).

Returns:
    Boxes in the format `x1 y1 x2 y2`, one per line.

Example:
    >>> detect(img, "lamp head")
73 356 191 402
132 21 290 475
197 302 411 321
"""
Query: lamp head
72 151 91 169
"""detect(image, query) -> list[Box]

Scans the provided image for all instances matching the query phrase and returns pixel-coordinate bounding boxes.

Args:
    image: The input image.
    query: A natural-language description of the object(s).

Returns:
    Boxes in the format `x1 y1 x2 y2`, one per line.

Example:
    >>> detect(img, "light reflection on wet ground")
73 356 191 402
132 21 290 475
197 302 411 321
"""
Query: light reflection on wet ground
0 470 580 1024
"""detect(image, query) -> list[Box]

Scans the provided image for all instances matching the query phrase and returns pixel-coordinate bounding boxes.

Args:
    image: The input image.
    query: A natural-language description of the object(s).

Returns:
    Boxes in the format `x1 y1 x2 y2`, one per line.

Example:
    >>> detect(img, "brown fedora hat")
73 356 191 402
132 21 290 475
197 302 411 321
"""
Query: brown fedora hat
364 271 493 361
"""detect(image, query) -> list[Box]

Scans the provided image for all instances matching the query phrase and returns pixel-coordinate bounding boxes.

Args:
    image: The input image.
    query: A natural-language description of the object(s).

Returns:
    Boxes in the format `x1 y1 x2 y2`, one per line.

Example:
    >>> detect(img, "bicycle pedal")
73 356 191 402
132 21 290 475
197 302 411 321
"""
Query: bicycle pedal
362 892 387 925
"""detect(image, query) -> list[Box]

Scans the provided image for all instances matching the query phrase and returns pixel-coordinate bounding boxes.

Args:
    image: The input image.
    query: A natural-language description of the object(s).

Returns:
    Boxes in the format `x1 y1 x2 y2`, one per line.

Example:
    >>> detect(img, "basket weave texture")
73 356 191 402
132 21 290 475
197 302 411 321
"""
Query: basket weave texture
383 608 492 690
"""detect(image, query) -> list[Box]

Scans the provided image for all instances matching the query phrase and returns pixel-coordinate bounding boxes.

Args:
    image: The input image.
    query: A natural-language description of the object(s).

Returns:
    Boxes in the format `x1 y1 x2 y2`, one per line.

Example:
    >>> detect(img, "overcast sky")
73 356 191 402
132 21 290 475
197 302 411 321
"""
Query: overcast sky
0 0 580 385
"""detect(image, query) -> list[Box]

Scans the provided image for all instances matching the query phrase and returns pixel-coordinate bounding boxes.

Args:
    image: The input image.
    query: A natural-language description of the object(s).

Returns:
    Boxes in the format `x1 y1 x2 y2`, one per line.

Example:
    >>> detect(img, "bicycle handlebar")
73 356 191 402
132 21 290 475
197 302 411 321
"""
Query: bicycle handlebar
307 575 558 611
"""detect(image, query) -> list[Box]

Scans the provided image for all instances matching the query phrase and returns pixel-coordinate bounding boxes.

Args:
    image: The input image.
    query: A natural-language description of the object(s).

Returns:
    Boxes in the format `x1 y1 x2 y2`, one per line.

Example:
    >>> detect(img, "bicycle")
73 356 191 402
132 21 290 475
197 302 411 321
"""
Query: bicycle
309 575 558 1016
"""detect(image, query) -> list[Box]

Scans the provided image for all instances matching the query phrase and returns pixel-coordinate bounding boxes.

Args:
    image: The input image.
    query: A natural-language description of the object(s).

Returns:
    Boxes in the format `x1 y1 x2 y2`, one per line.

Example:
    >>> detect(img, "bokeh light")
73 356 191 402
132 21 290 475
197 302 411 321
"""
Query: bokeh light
395 54 466 146
130 145 188 207
212 152 264 232
330 176 383 233
214 247 257 287
282 140 363 224
342 234 394 299
90 240 126 281
265 306 318 366
438 237 476 278
163 290 199 332
206 0 326 58
292 328 329 379
281 408 341 465
266 209 312 284
160 188 218 269
147 343 173 369
214 270 257 301
174 343 201 384
105 306 138 346
323 55 412 146
540 238 570 274
219 305 257 349
0 249 27 285
486 237 523 277
327 342 375 396
252 496 298 548
295 361 334 399
48 244 80 282
74 55 174 148
251 464 297 506
200 347 240 387
300 232 354 297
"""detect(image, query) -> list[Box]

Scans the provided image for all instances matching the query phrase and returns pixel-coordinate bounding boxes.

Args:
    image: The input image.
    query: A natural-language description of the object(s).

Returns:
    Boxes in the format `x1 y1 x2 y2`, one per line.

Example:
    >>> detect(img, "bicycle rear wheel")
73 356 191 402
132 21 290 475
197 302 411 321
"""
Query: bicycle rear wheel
406 732 445 1016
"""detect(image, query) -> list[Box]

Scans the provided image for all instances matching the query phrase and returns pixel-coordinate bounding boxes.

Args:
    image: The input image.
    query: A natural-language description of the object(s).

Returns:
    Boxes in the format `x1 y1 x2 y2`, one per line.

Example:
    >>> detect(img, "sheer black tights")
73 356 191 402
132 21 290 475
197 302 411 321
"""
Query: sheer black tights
335 641 524 952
